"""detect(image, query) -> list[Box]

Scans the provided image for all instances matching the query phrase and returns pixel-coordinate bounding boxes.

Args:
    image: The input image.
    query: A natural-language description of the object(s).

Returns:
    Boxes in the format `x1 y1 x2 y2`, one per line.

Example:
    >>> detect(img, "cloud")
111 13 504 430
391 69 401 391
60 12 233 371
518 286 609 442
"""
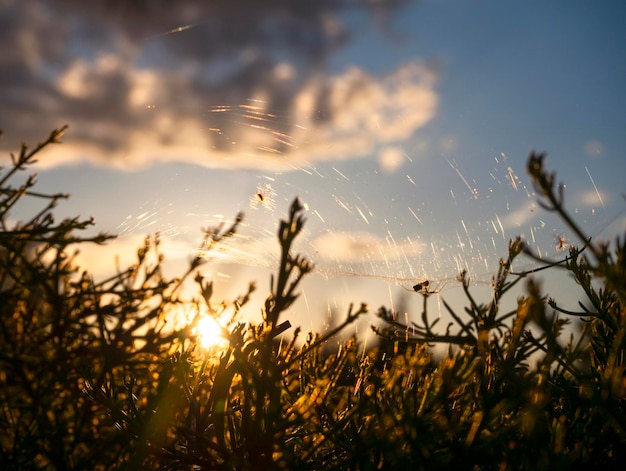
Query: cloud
0 0 437 172
584 139 603 158
578 188 609 208
499 203 538 230
71 233 197 280
312 230 424 264
378 146 405 173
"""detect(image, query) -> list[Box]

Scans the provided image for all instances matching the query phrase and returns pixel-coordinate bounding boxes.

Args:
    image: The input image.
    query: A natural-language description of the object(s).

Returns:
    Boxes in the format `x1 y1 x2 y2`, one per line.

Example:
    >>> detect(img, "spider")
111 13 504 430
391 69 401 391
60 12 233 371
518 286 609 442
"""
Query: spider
413 280 430 293
401 279 443 295
555 234 569 251
250 183 276 211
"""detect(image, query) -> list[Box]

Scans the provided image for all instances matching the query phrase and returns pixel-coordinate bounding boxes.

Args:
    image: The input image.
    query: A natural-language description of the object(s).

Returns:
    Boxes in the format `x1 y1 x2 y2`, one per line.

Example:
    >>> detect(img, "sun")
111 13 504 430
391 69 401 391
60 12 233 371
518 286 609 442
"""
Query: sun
195 315 229 350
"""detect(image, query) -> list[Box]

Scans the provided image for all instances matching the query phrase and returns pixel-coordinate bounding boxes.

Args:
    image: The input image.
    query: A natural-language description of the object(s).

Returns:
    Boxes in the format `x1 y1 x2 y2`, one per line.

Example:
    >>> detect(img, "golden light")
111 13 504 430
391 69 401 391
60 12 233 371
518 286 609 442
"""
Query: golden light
195 315 229 350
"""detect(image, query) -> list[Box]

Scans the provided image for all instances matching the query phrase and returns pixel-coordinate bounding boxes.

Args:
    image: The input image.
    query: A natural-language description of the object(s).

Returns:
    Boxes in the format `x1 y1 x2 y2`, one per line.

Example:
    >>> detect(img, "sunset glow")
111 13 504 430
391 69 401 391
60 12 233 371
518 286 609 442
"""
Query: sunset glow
195 315 229 351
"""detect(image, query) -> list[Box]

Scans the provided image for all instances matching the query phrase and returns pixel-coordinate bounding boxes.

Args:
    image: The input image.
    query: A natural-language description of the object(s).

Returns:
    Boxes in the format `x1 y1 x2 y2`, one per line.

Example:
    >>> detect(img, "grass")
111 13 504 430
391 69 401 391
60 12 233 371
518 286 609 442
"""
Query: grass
0 129 624 469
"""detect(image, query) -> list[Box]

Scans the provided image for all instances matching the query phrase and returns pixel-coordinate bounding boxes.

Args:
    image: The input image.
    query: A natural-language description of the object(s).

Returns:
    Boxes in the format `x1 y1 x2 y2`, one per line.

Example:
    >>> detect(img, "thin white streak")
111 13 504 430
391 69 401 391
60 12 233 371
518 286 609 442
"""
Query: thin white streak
585 166 606 209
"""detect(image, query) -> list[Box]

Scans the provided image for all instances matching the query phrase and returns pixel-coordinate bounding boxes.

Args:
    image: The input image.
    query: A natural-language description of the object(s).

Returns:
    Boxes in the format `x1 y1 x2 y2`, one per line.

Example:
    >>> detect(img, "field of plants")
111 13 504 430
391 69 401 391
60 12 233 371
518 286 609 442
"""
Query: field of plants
1 128 625 469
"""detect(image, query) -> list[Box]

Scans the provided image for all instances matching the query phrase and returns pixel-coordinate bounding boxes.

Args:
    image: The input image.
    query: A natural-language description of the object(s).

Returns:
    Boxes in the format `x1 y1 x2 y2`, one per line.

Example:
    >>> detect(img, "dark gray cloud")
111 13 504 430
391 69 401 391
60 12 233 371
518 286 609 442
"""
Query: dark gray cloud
0 0 437 170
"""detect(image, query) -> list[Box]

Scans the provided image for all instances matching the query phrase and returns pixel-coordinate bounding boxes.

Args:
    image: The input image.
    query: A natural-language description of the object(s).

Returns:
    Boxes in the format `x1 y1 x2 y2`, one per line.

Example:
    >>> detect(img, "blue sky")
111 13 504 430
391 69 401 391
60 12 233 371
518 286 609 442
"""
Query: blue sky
1 0 625 336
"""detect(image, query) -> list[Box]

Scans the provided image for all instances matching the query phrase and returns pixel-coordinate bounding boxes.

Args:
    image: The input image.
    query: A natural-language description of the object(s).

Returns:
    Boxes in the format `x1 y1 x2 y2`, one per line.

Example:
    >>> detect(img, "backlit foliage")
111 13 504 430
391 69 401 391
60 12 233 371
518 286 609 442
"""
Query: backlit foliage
0 131 624 469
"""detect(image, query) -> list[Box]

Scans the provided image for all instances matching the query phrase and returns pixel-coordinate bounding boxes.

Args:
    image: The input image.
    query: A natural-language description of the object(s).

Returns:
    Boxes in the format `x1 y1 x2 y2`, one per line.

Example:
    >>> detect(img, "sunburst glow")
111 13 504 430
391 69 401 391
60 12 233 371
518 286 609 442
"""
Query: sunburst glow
195 316 229 350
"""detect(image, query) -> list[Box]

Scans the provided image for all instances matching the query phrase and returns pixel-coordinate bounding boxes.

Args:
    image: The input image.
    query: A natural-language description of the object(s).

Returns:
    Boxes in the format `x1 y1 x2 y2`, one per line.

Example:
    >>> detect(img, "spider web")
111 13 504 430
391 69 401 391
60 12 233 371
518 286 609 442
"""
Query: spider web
113 97 623 296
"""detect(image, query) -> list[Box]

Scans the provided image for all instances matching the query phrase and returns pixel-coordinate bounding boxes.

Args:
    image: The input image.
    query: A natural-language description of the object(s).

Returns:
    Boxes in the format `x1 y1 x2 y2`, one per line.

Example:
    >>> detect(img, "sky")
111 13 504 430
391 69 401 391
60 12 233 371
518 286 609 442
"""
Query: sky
2 0 625 339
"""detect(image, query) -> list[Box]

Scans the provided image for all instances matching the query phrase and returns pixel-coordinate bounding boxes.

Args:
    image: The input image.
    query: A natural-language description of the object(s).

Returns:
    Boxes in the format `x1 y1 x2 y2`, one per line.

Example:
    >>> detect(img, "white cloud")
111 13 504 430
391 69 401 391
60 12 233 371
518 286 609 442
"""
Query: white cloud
578 188 609 208
378 146 405 173
317 62 438 143
499 203 538 230
312 230 424 264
